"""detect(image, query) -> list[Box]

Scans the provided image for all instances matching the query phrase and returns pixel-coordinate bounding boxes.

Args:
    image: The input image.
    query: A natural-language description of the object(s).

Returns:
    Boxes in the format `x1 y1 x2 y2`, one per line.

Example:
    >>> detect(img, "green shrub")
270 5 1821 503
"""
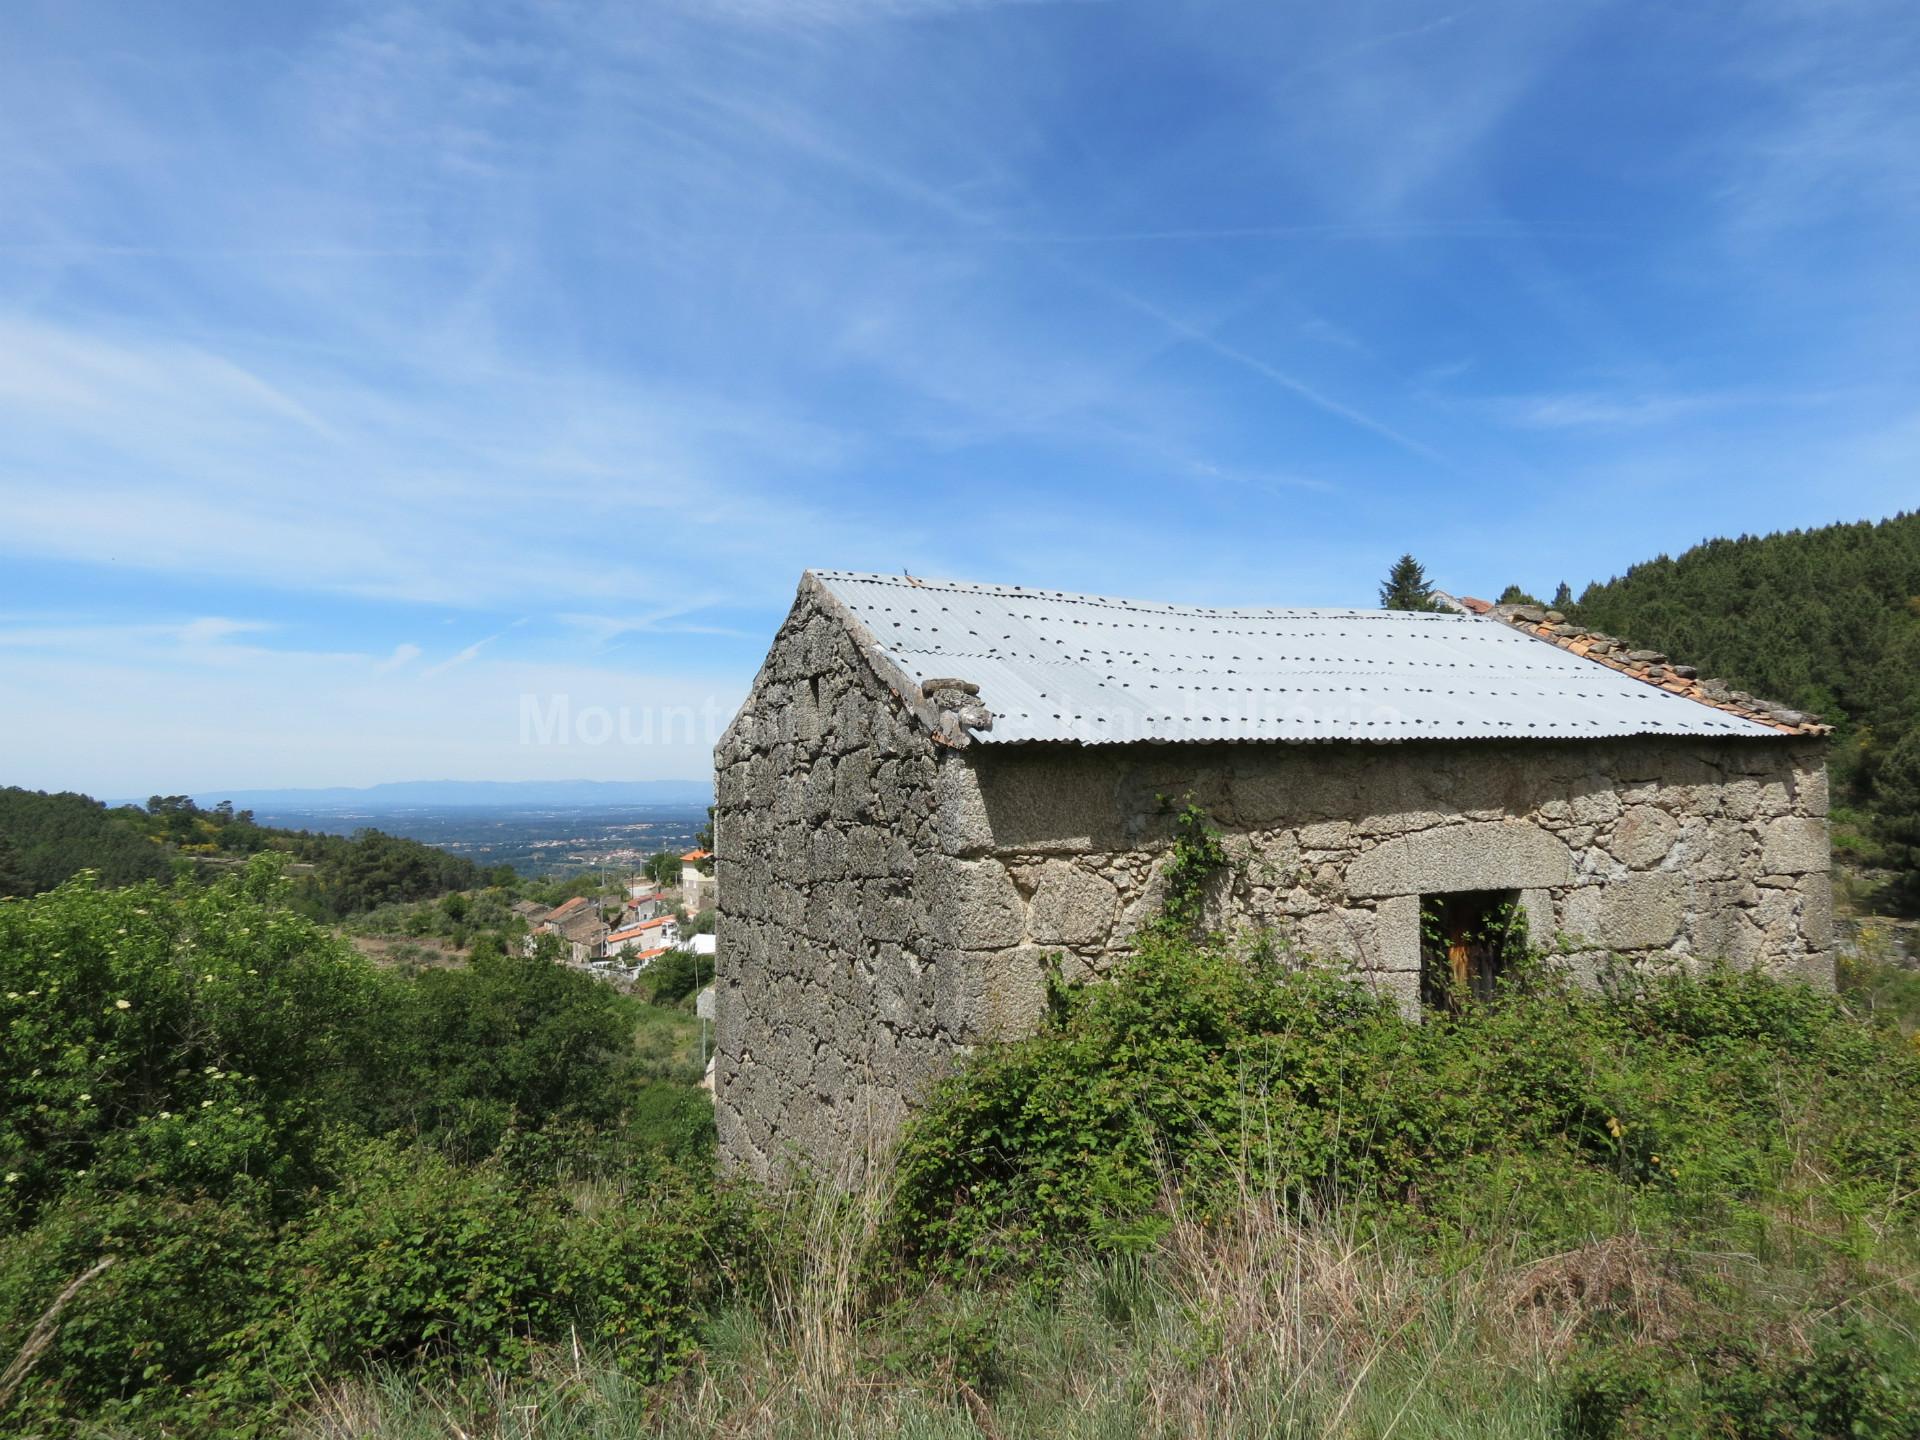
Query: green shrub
552 1191 710 1382
1 861 389 1228
893 932 1406 1270
1563 1319 1920 1438
1 865 724 1435
1839 933 1920 1034
644 947 713 1005
0 1189 276 1432
265 1142 570 1377
264 1141 714 1389
892 932 1920 1275
628 1080 717 1165
376 947 637 1153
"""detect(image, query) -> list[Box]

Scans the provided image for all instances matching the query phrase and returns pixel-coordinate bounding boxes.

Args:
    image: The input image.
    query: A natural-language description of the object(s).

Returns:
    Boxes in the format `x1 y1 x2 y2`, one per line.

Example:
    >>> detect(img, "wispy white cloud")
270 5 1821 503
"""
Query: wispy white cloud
1490 390 1759 431
375 642 422 673
0 314 902 612
1710 0 1920 238
177 617 274 646
1480 384 1850 431
0 318 336 438
0 616 272 654
694 0 1113 23
423 624 524 677
557 609 757 644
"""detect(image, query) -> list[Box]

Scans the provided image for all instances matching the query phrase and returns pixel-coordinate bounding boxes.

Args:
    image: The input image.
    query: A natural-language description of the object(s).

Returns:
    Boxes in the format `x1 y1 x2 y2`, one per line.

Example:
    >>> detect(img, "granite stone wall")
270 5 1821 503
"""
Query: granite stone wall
938 734 1831 1025
712 584 984 1181
715 594 1832 1181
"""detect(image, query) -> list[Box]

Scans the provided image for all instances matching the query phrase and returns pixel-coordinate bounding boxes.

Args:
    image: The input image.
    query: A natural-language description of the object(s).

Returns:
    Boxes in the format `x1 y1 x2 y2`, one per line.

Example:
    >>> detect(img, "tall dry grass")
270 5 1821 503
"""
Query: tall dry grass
296 1148 1701 1440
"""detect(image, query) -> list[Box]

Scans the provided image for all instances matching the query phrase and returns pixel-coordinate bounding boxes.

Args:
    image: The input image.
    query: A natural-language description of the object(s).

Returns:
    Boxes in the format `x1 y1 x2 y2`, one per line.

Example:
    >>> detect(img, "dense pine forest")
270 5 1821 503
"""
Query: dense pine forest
0 789 508 920
1568 512 1920 903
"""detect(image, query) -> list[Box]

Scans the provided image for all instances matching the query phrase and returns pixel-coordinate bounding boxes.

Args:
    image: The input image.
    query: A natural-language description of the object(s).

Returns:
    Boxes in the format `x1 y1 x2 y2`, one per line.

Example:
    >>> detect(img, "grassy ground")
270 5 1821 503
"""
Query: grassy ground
627 992 707 1085
297 1173 1920 1440
345 934 469 972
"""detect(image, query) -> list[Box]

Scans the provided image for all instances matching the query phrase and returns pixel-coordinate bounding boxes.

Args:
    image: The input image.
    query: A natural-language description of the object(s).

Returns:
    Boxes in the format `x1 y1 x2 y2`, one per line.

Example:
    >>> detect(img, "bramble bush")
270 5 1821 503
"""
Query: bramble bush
250 1141 716 1391
1563 1319 1920 1439
263 1143 572 1378
891 929 1920 1275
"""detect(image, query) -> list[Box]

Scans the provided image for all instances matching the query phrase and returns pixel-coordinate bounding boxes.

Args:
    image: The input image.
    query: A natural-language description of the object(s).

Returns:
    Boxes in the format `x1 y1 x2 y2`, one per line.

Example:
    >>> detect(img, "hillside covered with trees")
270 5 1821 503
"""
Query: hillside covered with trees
1567 512 1920 902
0 789 507 920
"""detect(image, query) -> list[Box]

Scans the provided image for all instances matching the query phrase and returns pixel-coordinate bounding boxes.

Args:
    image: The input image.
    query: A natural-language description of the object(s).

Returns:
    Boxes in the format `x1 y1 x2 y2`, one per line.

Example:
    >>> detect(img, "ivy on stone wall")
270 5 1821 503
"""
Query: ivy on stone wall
1154 797 1228 937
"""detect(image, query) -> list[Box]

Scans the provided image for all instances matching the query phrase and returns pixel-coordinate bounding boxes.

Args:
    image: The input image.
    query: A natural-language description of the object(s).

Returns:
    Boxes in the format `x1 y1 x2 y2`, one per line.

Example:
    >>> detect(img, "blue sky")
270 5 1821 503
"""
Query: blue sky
1 0 1914 795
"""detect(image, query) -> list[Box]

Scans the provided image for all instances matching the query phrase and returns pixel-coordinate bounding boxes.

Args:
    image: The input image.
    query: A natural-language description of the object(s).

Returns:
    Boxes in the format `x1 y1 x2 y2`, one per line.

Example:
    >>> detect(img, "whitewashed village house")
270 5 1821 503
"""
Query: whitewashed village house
679 848 712 910
607 912 680 960
624 879 665 920
713 570 1833 1180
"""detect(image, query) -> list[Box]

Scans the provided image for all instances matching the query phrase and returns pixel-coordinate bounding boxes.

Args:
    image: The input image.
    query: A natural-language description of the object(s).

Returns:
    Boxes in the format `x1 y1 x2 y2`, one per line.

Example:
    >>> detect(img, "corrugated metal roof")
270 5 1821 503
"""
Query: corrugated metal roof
811 570 1786 745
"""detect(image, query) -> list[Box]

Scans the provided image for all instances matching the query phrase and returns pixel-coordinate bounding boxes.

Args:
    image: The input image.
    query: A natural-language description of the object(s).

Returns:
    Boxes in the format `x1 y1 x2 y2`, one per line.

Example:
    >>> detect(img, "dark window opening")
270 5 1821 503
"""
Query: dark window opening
1420 890 1526 1012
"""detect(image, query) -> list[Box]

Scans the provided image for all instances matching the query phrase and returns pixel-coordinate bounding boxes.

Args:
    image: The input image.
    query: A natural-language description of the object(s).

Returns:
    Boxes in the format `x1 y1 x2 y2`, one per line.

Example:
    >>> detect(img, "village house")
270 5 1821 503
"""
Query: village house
713 570 1833 1181
679 848 712 910
526 894 608 967
510 898 552 926
622 882 666 924
606 912 680 958
590 942 672 983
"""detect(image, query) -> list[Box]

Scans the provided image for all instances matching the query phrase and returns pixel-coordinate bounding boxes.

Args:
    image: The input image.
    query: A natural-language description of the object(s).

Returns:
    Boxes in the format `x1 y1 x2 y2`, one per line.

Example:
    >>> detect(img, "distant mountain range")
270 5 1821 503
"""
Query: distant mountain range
171 779 714 811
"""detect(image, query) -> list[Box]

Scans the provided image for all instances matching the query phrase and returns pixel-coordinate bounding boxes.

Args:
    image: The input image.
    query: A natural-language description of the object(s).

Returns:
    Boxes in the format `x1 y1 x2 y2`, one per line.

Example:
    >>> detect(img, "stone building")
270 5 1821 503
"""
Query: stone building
713 570 1832 1180
525 894 607 967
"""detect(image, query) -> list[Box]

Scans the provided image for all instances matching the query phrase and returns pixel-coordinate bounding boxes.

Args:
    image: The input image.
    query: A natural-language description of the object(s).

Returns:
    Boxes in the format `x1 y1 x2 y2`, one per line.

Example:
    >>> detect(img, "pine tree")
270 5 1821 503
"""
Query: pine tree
1572 510 1920 895
1380 554 1439 612
1498 584 1541 605
1552 581 1573 609
0 834 23 898
1877 729 1920 908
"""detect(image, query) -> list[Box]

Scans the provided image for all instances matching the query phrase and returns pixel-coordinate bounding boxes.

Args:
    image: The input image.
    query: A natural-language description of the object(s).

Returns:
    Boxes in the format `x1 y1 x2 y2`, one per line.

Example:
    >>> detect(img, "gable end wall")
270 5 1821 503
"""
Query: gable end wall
714 585 1001 1181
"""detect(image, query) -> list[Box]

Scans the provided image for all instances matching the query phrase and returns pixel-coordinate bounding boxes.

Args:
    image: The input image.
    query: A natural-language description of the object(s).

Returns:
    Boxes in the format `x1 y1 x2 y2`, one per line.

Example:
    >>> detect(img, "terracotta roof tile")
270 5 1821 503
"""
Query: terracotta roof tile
1483 603 1829 737
608 915 676 943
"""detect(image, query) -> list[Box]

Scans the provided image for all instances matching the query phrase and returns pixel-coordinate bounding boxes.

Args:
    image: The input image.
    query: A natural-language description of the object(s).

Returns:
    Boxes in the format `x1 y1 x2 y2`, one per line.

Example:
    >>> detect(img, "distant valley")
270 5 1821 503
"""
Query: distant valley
169 778 714 811
248 802 711 877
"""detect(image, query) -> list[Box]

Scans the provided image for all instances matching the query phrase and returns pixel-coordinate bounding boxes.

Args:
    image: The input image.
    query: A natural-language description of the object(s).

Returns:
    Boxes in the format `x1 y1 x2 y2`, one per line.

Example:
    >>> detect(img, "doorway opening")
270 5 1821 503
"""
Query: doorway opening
1419 889 1527 1012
